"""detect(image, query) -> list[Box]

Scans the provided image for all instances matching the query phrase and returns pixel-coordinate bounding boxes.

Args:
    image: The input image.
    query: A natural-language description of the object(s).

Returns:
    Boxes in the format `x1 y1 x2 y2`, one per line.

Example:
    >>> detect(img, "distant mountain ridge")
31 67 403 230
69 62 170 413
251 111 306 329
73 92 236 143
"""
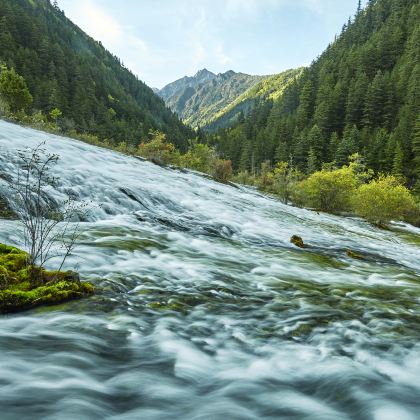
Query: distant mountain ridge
158 68 303 131
157 69 268 129
205 68 304 131
159 69 217 103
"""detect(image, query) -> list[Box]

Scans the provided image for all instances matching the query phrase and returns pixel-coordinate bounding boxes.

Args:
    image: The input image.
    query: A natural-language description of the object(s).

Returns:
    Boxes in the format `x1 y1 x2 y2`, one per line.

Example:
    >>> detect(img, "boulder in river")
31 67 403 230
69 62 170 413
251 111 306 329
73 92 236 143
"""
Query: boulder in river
290 235 305 248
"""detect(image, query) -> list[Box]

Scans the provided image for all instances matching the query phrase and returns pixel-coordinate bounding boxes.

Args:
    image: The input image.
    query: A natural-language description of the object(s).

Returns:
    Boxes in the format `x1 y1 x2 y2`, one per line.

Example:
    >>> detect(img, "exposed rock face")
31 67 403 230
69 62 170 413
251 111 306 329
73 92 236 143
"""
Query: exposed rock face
157 69 266 128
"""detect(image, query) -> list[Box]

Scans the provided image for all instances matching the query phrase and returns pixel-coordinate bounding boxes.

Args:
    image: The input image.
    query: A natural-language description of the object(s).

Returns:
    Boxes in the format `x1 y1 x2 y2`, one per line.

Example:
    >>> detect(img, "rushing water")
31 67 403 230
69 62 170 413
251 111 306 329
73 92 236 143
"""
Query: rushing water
0 119 419 420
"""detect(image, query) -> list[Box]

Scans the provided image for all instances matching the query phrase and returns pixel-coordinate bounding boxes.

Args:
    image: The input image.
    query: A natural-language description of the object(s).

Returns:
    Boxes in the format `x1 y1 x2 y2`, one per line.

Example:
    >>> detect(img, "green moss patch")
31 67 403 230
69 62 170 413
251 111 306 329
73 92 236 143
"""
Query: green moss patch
0 243 94 314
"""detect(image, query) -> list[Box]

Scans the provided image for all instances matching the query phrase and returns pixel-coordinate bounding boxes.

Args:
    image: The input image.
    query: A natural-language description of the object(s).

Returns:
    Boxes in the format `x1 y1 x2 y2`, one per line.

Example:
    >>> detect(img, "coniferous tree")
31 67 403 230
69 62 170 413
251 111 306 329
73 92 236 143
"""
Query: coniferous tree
392 141 405 181
307 148 319 174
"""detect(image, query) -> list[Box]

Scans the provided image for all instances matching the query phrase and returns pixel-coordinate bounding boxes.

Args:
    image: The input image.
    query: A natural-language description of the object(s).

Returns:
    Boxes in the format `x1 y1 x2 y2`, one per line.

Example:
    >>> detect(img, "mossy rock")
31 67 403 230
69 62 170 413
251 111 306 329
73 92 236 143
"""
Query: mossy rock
0 281 94 314
0 243 94 314
290 235 305 248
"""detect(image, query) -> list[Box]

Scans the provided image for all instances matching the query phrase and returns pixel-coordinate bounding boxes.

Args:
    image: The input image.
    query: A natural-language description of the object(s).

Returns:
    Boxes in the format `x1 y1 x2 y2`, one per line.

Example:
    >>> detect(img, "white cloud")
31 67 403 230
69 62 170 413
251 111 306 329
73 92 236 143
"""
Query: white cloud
58 0 364 87
75 1 123 47
60 0 167 84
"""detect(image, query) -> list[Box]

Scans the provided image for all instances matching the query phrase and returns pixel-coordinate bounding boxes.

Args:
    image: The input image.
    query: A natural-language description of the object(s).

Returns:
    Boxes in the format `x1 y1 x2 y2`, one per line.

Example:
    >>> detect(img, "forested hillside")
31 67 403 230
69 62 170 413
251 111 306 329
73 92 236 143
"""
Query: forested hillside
158 69 266 129
211 0 420 190
205 68 303 131
0 0 193 149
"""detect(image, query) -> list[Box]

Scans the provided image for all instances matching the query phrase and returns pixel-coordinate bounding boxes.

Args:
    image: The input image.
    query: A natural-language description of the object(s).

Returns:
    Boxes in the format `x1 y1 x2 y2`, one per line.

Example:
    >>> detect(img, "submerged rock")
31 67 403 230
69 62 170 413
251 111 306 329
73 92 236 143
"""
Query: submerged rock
346 249 365 260
0 196 17 220
0 243 94 314
290 235 305 248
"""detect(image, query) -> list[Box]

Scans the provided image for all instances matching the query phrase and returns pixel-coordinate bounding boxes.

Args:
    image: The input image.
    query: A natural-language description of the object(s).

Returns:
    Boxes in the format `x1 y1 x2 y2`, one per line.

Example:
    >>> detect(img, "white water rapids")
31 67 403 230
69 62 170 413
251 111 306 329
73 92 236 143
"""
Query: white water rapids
0 119 419 419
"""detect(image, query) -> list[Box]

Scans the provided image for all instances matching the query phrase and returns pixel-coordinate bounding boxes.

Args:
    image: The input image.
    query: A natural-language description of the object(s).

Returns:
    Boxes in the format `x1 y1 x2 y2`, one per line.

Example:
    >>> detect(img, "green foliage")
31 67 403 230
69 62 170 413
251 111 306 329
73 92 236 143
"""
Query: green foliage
352 175 417 225
296 165 358 212
136 133 233 182
272 162 304 204
232 171 257 186
49 107 62 121
138 131 179 166
179 143 218 173
0 65 32 112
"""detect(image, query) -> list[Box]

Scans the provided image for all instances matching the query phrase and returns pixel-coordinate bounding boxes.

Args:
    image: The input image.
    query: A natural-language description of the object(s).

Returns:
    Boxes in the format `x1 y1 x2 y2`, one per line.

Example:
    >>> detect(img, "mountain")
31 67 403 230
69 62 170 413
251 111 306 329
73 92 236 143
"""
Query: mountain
157 69 268 129
212 0 420 189
0 0 193 149
205 68 304 131
159 68 217 104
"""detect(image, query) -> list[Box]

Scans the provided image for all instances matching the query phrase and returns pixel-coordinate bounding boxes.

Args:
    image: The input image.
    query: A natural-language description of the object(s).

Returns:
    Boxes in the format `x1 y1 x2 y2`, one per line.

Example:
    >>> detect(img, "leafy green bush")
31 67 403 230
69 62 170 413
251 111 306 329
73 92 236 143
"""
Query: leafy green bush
271 162 304 204
232 171 257 186
179 143 218 173
295 165 357 212
138 131 179 166
0 65 33 113
352 175 417 225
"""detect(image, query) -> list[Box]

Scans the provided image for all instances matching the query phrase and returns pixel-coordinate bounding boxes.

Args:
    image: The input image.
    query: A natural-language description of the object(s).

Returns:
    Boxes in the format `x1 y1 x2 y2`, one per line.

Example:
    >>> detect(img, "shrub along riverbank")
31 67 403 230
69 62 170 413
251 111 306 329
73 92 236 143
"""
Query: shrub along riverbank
240 155 420 227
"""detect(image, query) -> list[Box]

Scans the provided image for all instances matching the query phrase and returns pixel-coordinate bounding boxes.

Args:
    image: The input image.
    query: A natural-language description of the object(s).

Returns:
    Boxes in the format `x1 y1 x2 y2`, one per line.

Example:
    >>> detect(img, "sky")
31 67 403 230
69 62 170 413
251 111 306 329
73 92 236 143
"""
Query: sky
58 0 368 89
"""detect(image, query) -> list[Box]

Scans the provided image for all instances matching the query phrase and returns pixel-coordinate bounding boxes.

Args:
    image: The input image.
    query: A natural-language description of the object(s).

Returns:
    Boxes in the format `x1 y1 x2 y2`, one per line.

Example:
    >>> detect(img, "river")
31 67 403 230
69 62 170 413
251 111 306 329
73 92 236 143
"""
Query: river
0 119 419 419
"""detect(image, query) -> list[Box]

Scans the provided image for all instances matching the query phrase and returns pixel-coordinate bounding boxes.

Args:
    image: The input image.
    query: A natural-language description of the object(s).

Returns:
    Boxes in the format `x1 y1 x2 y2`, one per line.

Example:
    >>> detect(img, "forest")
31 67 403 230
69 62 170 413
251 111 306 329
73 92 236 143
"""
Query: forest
0 0 193 150
210 0 420 192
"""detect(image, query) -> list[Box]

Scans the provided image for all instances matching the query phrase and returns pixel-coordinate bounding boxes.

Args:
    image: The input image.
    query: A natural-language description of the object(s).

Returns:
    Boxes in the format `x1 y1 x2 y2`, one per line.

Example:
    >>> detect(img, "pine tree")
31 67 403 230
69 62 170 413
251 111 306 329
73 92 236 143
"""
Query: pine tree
367 128 389 171
307 148 319 174
363 71 386 128
336 125 360 166
308 124 325 166
329 132 340 162
392 141 405 182
412 116 420 192
296 79 314 128
357 0 362 15
239 142 252 173
275 141 289 163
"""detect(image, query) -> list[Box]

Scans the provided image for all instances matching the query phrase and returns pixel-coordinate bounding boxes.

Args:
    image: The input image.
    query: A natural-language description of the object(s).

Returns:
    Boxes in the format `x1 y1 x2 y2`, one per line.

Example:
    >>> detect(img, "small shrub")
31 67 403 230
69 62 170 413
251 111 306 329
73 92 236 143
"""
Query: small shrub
352 175 417 225
271 162 304 204
295 165 357 212
179 143 218 173
232 171 257 186
212 159 232 182
138 130 177 165
256 161 273 190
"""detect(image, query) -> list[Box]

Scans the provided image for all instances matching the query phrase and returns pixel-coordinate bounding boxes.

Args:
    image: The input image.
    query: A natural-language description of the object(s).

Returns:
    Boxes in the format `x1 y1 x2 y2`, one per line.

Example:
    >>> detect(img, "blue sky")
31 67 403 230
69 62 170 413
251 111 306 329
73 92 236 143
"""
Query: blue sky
58 0 367 88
